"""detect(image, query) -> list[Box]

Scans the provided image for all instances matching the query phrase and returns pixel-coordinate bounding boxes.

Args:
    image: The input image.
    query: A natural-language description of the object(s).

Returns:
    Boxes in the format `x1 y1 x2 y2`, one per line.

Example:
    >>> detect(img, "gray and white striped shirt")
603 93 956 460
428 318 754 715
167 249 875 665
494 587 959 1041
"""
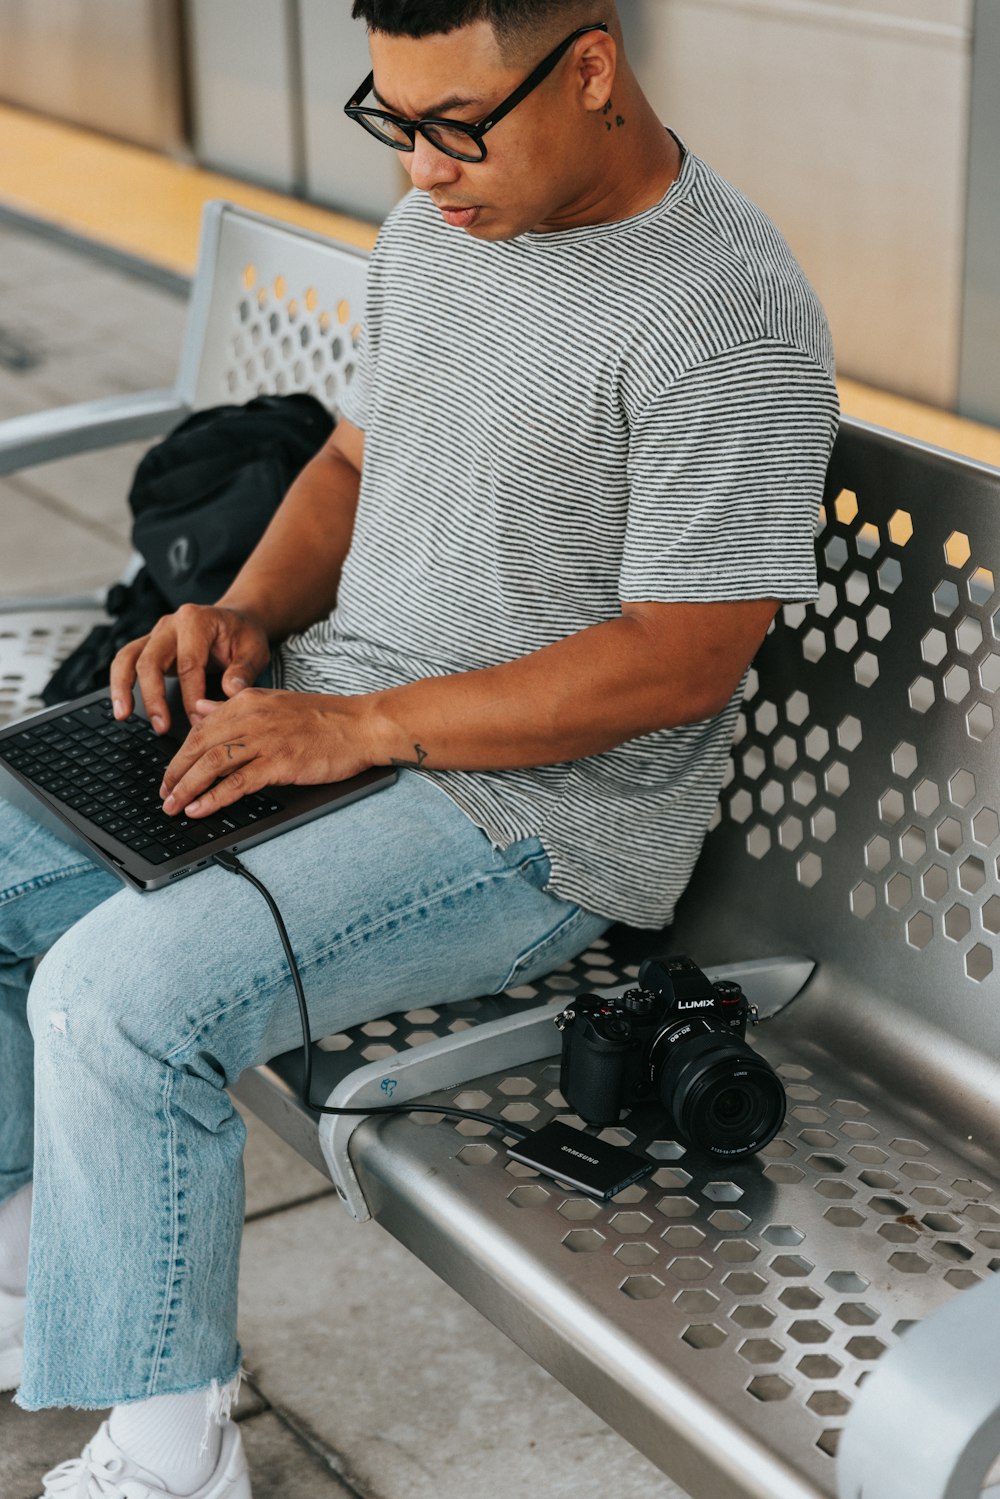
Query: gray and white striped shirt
280 136 840 927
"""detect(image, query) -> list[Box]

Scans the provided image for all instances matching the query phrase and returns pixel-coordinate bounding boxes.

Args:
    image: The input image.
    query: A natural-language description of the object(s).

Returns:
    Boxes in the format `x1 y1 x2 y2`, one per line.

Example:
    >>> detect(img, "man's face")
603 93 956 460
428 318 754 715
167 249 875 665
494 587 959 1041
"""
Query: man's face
367 21 598 241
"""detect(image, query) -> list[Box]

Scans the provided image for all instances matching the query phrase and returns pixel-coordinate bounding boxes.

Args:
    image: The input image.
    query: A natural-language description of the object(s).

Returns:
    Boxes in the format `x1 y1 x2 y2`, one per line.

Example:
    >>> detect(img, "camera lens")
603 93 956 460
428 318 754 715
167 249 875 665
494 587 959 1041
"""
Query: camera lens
652 1027 786 1158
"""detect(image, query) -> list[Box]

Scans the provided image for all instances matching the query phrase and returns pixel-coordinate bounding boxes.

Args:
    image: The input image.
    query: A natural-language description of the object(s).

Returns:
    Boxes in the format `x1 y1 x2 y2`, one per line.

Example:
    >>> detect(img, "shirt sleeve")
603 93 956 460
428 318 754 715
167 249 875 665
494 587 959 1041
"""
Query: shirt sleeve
620 339 840 604
337 311 373 432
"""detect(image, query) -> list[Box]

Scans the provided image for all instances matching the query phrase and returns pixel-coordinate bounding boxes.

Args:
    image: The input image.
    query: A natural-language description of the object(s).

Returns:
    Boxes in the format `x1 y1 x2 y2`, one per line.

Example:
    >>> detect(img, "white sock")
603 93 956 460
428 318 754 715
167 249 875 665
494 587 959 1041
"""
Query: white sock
109 1388 222 1495
0 1182 32 1296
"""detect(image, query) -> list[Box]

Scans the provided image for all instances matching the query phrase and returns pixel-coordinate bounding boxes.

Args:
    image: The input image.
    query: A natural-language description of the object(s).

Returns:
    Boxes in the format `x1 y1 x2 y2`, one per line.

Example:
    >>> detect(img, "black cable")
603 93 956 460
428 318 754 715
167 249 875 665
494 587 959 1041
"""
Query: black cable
213 849 530 1140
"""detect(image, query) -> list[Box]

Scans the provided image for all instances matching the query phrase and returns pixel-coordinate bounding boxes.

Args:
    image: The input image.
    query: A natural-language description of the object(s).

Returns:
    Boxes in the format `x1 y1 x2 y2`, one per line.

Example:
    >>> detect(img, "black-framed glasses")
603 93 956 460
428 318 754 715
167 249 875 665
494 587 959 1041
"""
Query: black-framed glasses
344 22 609 163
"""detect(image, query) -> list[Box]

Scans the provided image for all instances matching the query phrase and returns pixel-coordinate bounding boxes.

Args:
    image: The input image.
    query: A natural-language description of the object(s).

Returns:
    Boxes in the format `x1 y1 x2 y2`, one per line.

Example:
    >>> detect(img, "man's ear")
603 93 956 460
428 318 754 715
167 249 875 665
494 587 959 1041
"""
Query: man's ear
576 30 617 113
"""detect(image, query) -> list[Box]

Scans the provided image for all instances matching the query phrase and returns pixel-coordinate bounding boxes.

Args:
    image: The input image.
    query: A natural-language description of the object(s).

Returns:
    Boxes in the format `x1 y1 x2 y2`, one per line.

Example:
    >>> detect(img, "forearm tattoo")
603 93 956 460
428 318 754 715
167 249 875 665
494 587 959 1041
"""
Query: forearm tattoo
390 743 429 769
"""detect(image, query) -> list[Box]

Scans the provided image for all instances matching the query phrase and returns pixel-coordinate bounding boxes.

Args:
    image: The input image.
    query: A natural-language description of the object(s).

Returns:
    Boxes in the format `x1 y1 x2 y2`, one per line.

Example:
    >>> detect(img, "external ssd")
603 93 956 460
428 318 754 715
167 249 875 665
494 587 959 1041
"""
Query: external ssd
506 1120 655 1200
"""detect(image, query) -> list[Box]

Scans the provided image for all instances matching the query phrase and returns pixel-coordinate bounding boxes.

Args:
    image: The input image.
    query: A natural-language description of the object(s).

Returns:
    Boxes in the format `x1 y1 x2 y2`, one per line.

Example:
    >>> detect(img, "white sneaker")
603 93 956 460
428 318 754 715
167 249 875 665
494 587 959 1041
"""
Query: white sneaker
0 1282 26 1391
38 1416 253 1498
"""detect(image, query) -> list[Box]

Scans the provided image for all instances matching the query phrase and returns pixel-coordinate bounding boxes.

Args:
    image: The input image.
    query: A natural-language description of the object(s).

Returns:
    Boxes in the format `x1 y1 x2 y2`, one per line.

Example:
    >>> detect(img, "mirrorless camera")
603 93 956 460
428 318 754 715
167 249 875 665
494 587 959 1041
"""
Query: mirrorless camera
557 955 786 1159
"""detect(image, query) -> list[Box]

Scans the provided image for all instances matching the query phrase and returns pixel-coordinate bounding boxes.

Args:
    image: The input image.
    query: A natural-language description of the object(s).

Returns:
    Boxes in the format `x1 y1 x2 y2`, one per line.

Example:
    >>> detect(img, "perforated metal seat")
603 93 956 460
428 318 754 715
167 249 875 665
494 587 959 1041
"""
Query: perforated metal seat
239 425 1000 1499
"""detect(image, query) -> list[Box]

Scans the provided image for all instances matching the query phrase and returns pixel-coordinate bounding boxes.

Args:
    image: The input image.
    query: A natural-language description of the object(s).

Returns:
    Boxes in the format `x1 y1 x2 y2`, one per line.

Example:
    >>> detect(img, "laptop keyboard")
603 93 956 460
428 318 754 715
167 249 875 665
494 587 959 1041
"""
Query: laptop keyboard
1 697 284 866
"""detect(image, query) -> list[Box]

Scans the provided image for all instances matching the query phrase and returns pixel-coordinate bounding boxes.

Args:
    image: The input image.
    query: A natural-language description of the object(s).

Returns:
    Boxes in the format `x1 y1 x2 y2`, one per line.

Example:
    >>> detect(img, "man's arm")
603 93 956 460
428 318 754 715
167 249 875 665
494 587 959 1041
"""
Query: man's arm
158 596 778 815
218 417 366 638
111 419 365 725
365 597 779 770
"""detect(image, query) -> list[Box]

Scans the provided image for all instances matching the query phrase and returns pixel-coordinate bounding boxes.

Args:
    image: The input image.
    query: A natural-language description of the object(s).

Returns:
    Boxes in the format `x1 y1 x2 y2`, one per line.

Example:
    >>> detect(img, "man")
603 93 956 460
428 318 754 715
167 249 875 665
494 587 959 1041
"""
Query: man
0 2 838 1494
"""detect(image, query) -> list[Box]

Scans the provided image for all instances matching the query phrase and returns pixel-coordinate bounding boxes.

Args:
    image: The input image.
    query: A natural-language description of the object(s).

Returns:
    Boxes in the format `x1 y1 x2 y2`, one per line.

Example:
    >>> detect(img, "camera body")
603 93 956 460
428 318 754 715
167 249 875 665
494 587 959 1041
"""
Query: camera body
557 954 786 1158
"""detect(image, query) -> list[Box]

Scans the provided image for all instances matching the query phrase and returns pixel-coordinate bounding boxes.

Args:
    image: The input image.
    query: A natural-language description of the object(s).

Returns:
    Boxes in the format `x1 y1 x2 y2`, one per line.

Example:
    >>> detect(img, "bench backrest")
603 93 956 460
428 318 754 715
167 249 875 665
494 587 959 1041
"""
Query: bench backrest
177 201 369 420
672 423 1000 1156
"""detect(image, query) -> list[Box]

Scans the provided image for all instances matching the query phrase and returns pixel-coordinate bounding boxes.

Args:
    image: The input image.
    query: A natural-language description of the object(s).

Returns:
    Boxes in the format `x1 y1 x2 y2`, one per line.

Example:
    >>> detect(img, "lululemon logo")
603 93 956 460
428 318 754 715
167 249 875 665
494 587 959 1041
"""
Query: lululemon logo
167 535 196 583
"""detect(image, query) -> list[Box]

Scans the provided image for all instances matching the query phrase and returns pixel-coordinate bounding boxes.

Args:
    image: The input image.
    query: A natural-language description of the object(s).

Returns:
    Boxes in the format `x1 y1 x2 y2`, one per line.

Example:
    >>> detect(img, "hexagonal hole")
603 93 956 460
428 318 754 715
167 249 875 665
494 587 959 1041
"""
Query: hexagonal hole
798 1355 843 1380
885 872 912 911
793 771 818 806
973 808 1000 846
825 535 849 571
887 509 913 546
656 1196 698 1219
834 489 859 525
834 617 859 652
748 1375 793 1402
908 676 936 713
789 1319 833 1344
891 740 918 778
851 881 876 920
610 1211 654 1236
674 1289 720 1315
747 825 771 860
982 895 1000 934
731 1303 776 1329
558 1198 602 1221
825 760 851 797
888 1252 930 1273
906 912 933 950
703 1181 744 1202
846 1336 888 1360
944 664 972 703
812 807 837 843
759 779 785 815
879 789 905 824
878 557 902 593
743 745 767 779
934 580 960 617
857 521 880 558
845 572 870 608
802 627 826 663
944 903 972 941
779 815 804 851
739 1337 784 1365
944 531 971 569
899 825 927 862
797 852 823 888
508 1184 550 1209
771 1254 814 1277
709 1210 751 1232
970 567 995 605
966 943 994 982
967 702 995 741
456 1143 497 1166
937 817 963 853
808 1390 851 1417
921 627 948 666
956 617 984 654
854 652 879 687
921 864 948 902
681 1322 727 1349
837 1302 879 1325
614 1241 660 1266
914 778 941 816
824 1208 865 1228
866 602 891 641
661 1224 706 1249
562 1228 606 1252
620 1275 665 1300
724 1271 768 1296
716 1240 759 1264
980 654 1000 692
815 581 838 618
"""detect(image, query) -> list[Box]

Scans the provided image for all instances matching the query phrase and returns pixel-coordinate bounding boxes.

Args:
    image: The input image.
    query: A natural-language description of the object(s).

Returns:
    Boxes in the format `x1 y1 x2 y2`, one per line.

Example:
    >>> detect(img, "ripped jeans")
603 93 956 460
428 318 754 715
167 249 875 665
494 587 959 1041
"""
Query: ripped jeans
0 770 609 1413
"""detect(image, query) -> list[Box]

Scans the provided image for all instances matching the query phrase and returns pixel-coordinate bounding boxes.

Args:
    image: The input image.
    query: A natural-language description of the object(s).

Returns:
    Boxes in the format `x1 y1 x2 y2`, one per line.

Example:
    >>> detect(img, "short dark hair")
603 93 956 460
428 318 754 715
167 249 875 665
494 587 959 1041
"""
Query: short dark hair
350 1 603 60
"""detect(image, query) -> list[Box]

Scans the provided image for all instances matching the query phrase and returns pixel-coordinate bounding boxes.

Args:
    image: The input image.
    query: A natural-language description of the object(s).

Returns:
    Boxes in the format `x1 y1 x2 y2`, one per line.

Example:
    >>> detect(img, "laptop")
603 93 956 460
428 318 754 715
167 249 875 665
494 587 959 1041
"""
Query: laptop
0 683 397 892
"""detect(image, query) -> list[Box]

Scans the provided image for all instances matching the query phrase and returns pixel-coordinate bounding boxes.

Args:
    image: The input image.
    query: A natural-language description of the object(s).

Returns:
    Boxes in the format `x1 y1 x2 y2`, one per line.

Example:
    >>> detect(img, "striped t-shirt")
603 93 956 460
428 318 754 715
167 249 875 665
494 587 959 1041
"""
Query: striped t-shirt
279 136 840 928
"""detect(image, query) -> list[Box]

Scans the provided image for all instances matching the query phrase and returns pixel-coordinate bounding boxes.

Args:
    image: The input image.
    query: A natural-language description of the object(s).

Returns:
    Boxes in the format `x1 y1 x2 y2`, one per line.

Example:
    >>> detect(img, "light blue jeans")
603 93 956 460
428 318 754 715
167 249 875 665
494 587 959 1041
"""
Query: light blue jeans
0 770 610 1412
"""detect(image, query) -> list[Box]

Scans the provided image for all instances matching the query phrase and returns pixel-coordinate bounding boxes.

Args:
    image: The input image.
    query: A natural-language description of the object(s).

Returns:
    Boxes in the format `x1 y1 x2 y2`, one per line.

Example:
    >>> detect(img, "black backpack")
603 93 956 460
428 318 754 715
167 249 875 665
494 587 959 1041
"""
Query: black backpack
41 393 334 706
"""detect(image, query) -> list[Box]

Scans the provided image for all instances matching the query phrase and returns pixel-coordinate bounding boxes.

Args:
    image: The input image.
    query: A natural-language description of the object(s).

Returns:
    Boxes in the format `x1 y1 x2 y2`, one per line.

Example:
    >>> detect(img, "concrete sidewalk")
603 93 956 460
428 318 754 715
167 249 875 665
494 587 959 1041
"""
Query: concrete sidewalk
0 215 680 1499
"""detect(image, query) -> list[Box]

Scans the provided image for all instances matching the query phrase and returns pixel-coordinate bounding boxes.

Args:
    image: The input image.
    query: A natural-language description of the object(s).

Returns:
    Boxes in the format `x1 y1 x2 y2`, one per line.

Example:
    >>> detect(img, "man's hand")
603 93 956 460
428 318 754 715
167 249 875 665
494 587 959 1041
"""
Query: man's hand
110 604 272 731
159 689 377 816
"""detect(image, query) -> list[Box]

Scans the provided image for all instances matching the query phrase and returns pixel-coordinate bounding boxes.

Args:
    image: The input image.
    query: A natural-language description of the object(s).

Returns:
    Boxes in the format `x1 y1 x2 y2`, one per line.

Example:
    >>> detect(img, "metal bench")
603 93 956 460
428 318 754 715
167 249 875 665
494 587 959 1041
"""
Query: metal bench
4 200 1000 1499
